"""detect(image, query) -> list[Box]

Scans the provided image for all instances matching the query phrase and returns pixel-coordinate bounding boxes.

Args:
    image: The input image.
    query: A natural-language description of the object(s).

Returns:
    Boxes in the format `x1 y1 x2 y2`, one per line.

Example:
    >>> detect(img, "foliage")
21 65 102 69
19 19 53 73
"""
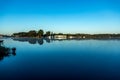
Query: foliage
12 29 120 39
45 31 51 36
28 30 37 37
38 29 44 38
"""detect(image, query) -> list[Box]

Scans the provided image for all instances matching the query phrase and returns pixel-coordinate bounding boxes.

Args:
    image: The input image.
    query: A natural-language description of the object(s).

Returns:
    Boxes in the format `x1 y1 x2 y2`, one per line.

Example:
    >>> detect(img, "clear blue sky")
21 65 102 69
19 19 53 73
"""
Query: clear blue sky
0 0 120 34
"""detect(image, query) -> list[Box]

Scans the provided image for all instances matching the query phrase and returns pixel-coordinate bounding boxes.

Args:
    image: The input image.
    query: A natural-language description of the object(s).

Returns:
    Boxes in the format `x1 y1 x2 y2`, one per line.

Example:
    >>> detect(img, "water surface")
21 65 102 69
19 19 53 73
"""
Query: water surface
0 38 120 80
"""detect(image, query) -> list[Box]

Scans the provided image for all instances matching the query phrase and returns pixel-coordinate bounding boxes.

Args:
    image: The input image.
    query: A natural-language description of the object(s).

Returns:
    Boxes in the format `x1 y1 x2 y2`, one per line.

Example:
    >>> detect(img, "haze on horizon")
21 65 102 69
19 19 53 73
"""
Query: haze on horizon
0 0 120 35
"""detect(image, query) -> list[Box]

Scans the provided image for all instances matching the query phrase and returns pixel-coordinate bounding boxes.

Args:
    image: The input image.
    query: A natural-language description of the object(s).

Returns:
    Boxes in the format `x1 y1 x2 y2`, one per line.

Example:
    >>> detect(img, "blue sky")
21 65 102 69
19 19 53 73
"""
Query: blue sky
0 0 120 34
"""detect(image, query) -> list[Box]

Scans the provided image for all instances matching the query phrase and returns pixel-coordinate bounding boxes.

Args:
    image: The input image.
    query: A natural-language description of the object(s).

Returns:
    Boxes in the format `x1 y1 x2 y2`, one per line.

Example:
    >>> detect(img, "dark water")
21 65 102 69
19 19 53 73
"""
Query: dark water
0 38 120 80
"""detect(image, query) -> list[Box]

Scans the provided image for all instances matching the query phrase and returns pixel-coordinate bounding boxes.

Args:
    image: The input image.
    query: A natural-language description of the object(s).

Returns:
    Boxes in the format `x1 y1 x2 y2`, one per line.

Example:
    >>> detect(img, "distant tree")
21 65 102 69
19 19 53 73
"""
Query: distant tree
13 33 18 37
38 29 44 38
13 32 28 37
20 32 28 37
58 33 63 35
28 30 37 37
45 31 51 37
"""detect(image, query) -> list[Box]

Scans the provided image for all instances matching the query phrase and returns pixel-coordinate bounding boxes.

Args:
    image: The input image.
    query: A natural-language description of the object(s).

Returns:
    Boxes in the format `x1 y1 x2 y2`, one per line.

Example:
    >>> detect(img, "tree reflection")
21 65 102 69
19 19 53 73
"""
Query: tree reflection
44 38 51 43
13 37 82 45
13 37 87 45
12 38 49 45
0 40 16 61
38 38 44 45
28 38 37 44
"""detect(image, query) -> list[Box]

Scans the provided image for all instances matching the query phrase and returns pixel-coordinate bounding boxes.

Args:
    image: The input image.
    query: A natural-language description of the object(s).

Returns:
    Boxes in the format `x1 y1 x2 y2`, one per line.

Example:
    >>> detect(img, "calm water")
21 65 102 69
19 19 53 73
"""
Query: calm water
0 38 120 80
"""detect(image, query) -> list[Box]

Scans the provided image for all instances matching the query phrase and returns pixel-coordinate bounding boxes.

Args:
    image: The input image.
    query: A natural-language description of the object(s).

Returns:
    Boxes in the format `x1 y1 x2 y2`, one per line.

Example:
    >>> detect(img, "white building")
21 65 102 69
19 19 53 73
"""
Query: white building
54 35 67 39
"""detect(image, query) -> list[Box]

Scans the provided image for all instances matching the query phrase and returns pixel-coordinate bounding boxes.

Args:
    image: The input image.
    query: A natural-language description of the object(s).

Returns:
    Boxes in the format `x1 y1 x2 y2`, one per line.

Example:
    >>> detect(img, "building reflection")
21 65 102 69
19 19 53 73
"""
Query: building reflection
0 40 16 61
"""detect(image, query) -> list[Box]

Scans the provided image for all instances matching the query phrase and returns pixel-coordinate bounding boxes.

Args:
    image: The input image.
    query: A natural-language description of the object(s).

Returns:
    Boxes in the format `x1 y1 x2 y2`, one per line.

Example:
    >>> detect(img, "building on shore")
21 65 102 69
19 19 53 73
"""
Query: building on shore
54 34 67 39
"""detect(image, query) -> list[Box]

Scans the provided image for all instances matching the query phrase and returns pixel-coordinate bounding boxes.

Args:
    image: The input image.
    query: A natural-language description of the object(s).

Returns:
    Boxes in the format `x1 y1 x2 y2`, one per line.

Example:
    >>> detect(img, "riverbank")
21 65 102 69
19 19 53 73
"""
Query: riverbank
12 34 120 40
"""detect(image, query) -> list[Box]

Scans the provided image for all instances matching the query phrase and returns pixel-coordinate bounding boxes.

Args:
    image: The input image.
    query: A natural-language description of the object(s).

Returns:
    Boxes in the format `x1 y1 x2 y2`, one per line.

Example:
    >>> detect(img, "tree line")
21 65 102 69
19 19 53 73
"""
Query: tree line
13 29 51 38
12 29 120 39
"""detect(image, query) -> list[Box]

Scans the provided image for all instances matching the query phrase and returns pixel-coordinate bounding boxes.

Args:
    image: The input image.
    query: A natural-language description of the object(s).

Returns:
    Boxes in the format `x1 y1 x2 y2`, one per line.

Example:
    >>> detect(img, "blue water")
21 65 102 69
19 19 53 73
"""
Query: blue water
0 38 120 80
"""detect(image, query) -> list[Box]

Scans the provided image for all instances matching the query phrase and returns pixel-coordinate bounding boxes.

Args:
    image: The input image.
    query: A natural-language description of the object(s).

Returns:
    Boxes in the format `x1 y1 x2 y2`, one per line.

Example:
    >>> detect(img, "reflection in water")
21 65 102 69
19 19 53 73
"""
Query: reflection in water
12 48 16 56
28 38 37 44
12 37 83 45
38 38 44 45
1 38 120 80
12 37 120 45
12 37 50 45
44 38 50 43
0 40 16 61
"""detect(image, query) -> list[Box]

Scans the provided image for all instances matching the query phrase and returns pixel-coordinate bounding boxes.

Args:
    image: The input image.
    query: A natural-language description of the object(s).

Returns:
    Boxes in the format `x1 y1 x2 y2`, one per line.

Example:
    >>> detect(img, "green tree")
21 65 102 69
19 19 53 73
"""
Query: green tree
28 30 37 37
45 31 51 36
38 29 44 38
